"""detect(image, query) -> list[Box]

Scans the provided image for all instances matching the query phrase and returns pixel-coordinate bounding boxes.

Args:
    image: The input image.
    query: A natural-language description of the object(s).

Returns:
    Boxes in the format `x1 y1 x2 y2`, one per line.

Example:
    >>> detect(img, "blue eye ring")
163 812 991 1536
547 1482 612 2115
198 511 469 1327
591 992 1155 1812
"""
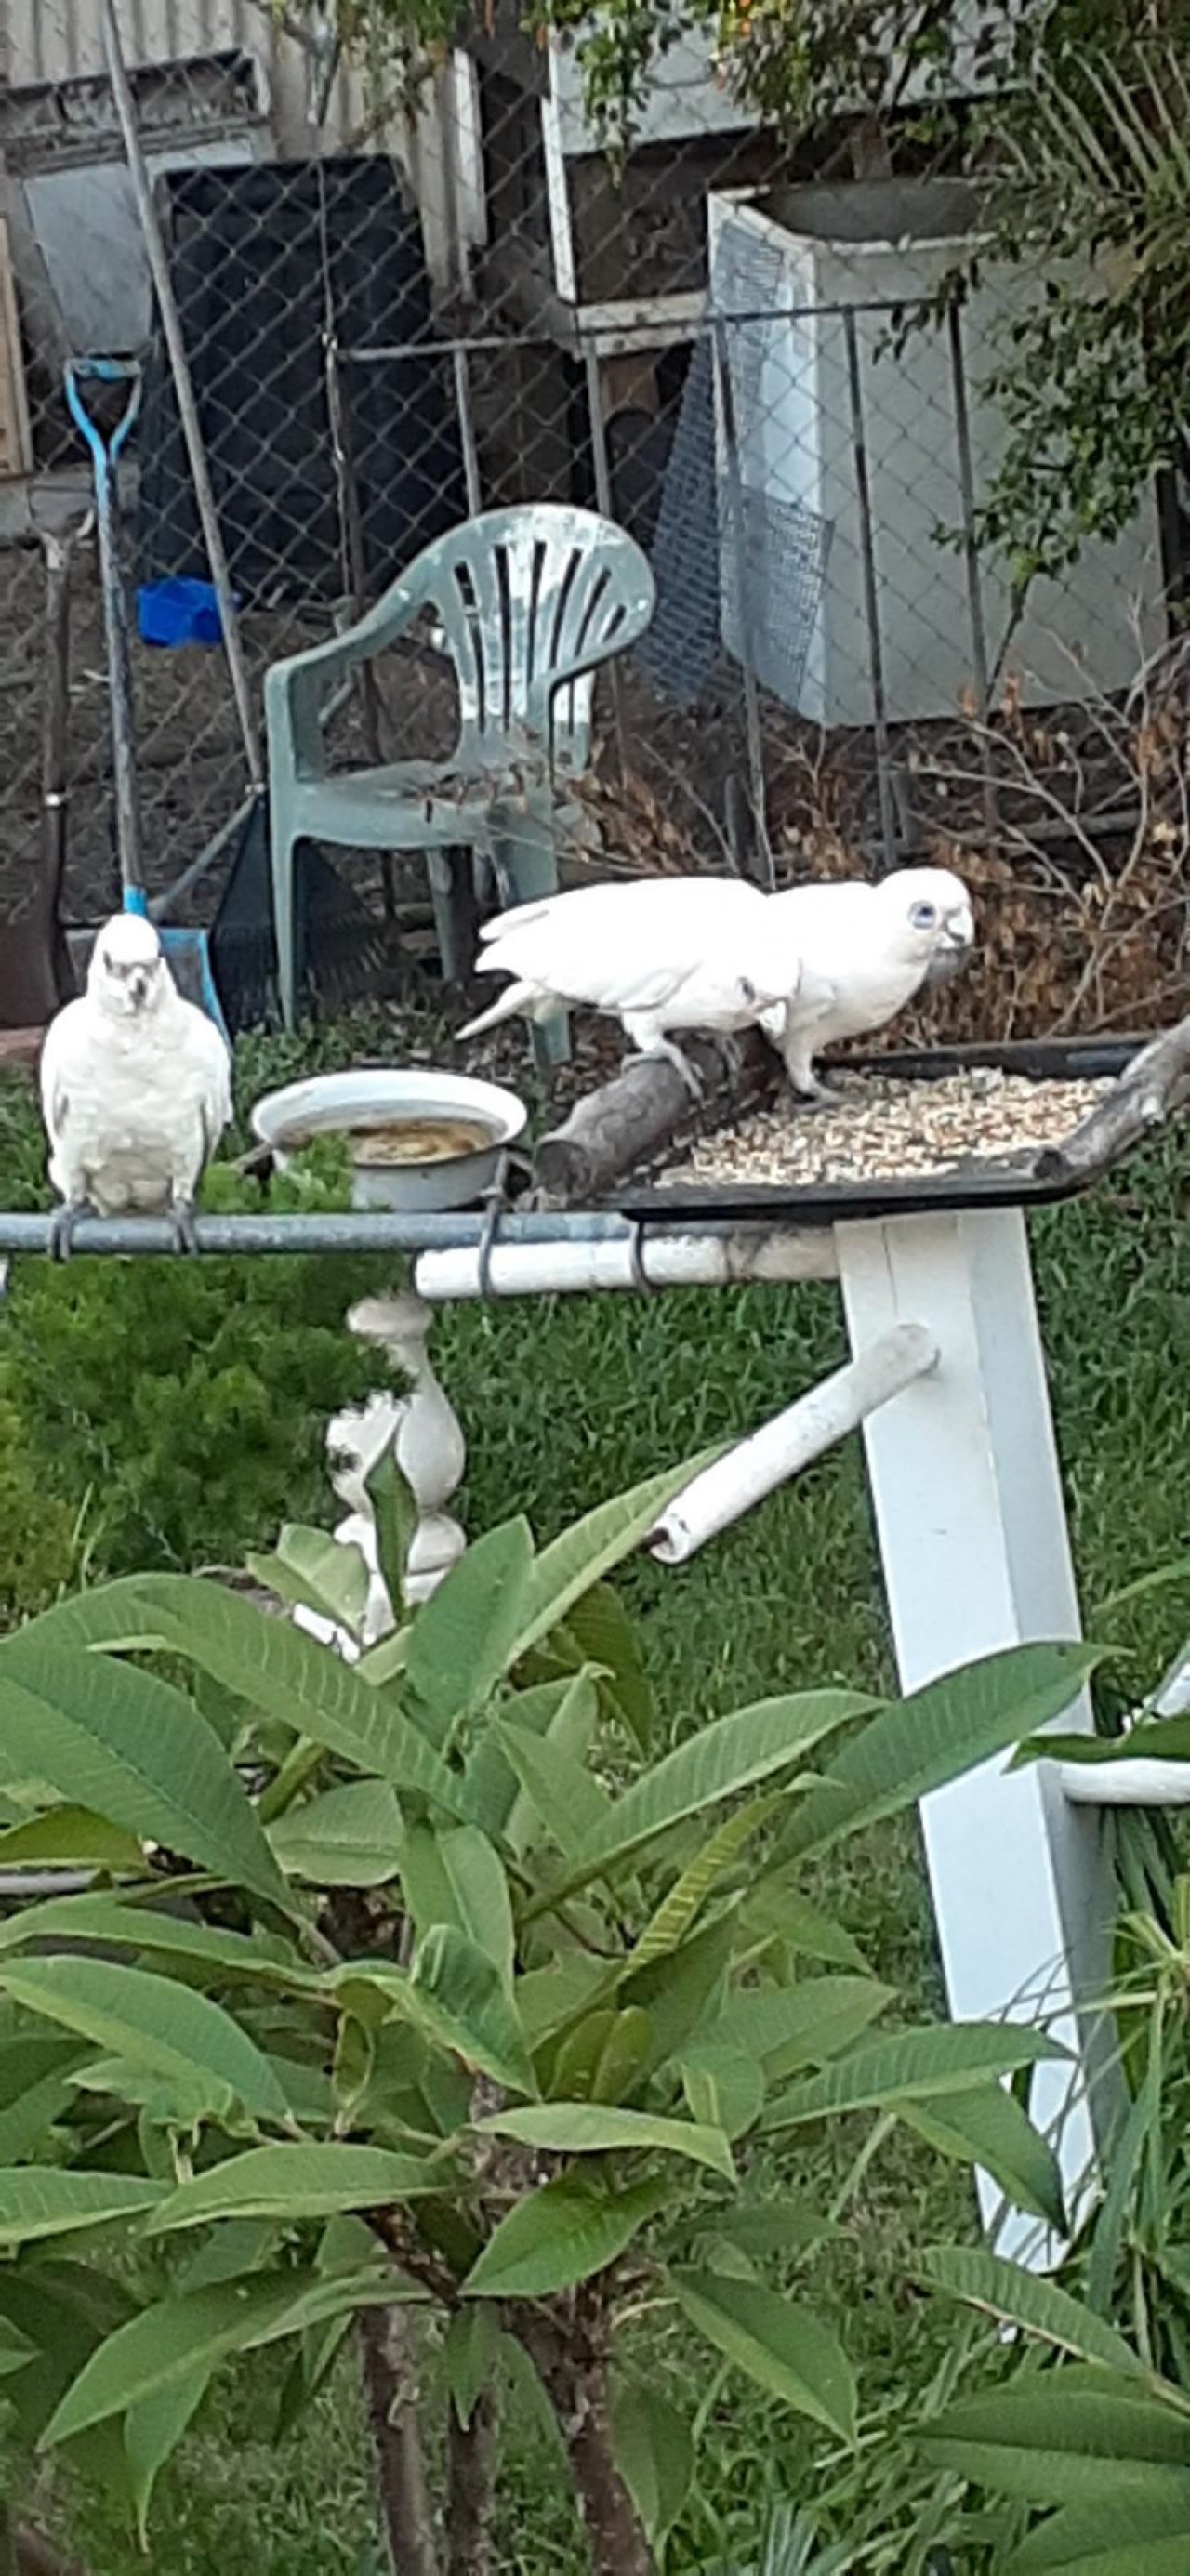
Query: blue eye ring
910 901 938 930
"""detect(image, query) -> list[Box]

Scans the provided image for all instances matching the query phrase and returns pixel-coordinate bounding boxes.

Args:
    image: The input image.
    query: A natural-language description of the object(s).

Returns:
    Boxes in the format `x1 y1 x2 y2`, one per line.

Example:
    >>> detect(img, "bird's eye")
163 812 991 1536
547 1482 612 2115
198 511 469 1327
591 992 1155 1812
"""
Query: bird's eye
739 977 758 1005
910 902 938 930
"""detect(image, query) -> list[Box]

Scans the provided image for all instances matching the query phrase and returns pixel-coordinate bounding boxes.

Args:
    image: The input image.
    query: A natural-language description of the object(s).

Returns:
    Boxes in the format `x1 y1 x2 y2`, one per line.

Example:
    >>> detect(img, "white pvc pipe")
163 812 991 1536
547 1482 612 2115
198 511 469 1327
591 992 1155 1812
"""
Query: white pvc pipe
648 1321 938 1565
413 1230 839 1303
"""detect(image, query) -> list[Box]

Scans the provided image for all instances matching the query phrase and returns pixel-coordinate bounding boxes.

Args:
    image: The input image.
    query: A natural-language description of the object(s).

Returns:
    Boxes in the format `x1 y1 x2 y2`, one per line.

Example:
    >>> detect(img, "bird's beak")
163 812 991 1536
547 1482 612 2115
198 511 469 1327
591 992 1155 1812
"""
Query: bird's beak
926 921 974 986
129 971 150 1010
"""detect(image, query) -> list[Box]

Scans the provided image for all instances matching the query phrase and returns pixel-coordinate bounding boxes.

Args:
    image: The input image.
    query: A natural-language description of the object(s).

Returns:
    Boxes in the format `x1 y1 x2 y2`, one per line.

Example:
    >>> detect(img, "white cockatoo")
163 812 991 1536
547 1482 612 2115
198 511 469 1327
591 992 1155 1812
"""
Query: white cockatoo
39 911 232 1258
760 865 975 1100
457 875 804 1092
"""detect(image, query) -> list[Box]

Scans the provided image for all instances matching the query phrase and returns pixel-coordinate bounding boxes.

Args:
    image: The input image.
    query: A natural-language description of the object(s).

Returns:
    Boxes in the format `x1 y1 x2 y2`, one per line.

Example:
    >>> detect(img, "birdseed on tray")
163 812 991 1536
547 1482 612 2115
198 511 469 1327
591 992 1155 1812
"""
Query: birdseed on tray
668 1067 1115 1190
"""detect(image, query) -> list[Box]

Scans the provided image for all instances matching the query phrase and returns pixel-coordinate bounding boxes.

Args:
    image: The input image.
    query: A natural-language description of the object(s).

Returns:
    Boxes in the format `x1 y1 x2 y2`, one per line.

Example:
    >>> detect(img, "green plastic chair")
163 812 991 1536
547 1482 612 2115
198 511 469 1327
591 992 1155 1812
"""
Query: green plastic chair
264 503 657 1031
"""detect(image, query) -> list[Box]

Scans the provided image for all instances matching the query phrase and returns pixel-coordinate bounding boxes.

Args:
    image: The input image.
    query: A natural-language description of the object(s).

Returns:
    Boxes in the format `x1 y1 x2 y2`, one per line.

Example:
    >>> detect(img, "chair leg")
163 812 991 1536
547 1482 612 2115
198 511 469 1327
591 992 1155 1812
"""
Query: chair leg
270 812 298 1032
428 848 480 986
492 801 571 1066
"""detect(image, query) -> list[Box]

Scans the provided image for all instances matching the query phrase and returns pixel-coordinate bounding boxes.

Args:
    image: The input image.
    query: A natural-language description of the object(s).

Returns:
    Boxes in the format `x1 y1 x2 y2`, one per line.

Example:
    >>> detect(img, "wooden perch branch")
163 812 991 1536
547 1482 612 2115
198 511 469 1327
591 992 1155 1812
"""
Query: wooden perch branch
1037 1013 1190 1182
535 1030 774 1203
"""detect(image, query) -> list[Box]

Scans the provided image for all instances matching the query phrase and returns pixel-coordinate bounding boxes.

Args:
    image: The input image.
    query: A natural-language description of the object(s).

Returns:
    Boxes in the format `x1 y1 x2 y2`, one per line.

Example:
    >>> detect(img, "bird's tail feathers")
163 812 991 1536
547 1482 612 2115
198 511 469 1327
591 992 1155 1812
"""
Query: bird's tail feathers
478 893 561 944
457 981 536 1040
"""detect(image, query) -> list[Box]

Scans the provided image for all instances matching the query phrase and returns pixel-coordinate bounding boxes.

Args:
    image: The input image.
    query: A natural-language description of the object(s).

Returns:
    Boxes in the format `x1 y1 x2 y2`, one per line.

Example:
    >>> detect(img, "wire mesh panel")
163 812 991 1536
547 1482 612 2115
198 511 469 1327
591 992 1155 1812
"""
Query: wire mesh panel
0 0 1185 1039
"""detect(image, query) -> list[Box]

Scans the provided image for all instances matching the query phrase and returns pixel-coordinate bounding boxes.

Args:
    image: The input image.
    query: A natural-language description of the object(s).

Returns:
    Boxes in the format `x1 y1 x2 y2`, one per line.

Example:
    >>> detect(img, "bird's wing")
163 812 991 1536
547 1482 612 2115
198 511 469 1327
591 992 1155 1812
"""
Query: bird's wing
478 880 767 1018
37 1003 86 1144
169 999 233 1157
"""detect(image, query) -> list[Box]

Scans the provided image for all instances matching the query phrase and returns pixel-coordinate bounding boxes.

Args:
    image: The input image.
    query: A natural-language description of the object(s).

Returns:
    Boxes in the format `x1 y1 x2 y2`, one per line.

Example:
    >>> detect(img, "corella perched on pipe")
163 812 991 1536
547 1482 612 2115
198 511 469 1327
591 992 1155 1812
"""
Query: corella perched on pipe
39 911 232 1261
761 865 976 1102
457 875 806 1093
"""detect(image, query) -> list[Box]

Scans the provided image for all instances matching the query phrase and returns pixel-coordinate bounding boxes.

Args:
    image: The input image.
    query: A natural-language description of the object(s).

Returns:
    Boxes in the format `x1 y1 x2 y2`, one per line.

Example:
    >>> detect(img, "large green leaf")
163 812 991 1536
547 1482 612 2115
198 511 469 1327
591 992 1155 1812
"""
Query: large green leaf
671 2271 856 2441
269 1782 403 1887
511 1455 724 1660
496 1718 612 1859
686 2199 839 2259
0 1893 318 1993
0 2317 35 2380
464 1676 588 1845
126 2370 211 2547
477 2102 734 2179
26 1576 466 1814
0 1808 145 1871
0 2035 88 2160
762 2023 1064 2131
739 1882 871 1972
42 2267 399 2447
681 2050 764 2142
443 2305 501 2427
703 1976 894 2079
903 2082 1066 2231
466 2174 668 2297
0 2170 165 2249
403 1519 536 1737
922 2377 1190 2508
0 1958 291 2126
504 1671 602 1860
632 1796 780 1969
396 1926 535 2094
0 1638 289 1912
621 1916 736 2080
145 2143 451 2234
247 1526 370 1635
772 1645 1102 1869
564 1582 654 1755
398 1826 515 1982
1008 2493 1190 2572
611 2376 694 2551
526 1692 868 1913
919 2248 1150 2375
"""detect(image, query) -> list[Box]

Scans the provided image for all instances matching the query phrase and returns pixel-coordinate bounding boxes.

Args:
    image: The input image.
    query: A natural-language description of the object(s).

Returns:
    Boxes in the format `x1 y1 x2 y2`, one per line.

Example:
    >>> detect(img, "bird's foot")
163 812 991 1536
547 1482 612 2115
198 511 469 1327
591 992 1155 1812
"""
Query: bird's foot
48 1198 91 1262
717 1032 746 1088
168 1199 200 1257
659 1040 706 1102
788 1075 840 1115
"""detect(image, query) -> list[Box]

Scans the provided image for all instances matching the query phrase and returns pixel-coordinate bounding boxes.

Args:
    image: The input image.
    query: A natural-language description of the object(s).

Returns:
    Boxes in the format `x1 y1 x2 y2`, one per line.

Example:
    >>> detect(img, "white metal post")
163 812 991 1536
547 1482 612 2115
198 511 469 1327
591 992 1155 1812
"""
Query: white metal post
836 1207 1116 2253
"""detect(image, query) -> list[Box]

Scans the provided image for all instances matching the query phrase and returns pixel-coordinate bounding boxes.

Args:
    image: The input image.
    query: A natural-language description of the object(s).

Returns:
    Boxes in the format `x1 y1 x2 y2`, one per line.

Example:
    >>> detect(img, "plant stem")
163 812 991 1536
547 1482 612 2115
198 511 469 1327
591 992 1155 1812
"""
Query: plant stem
360 2306 440 2576
445 2389 496 2576
521 2318 653 2576
563 2358 653 2576
12 2525 93 2576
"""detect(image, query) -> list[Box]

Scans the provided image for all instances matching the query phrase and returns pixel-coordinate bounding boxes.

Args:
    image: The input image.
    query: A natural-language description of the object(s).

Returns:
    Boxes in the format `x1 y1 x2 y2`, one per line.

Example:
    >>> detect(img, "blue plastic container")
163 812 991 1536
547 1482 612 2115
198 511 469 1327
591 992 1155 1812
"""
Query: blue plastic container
137 577 234 648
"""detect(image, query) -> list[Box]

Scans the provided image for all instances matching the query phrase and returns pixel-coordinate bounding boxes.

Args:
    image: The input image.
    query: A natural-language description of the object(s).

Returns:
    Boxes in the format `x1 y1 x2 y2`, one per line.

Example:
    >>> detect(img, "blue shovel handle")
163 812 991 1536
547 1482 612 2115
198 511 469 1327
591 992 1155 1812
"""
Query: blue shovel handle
64 358 143 470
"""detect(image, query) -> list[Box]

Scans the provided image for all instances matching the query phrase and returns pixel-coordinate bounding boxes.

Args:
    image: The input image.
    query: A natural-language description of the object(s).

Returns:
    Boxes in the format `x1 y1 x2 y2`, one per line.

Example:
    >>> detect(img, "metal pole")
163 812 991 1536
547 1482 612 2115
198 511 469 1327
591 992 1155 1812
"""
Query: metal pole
842 308 899 877
0 1209 680 1258
710 317 774 887
99 0 262 791
582 345 630 781
453 347 483 516
946 297 1000 853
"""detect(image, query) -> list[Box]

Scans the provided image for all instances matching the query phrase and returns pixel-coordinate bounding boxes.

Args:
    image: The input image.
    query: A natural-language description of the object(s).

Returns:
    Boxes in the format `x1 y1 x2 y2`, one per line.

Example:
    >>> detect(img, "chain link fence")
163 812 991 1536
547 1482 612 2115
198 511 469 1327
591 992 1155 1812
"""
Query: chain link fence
2 0 1187 1033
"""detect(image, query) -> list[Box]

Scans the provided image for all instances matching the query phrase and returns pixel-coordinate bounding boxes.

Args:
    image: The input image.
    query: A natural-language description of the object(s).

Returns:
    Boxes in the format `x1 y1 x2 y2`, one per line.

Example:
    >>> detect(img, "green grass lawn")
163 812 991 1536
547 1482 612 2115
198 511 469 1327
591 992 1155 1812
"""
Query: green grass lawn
1 1054 1188 2571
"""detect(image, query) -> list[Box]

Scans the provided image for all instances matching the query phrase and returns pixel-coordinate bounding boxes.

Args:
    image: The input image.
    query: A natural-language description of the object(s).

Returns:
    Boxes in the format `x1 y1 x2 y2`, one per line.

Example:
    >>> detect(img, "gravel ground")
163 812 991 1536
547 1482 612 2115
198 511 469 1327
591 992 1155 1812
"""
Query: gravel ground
670 1066 1115 1189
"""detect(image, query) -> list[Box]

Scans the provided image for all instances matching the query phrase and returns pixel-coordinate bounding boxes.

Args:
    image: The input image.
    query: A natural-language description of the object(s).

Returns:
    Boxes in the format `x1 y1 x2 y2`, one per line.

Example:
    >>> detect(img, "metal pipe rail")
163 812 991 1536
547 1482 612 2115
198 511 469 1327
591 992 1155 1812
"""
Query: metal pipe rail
0 1209 835 1260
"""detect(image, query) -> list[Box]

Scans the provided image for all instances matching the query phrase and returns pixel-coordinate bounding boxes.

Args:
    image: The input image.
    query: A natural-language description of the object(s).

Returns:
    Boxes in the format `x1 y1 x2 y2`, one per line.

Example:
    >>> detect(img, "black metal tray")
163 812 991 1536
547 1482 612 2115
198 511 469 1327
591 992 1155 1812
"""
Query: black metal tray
607 1037 1143 1229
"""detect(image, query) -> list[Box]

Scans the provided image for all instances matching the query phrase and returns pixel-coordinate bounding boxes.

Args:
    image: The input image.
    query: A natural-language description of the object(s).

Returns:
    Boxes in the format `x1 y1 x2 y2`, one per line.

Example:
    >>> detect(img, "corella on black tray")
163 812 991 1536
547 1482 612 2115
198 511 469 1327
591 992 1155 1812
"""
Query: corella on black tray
760 865 976 1101
39 911 232 1259
458 874 806 1094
